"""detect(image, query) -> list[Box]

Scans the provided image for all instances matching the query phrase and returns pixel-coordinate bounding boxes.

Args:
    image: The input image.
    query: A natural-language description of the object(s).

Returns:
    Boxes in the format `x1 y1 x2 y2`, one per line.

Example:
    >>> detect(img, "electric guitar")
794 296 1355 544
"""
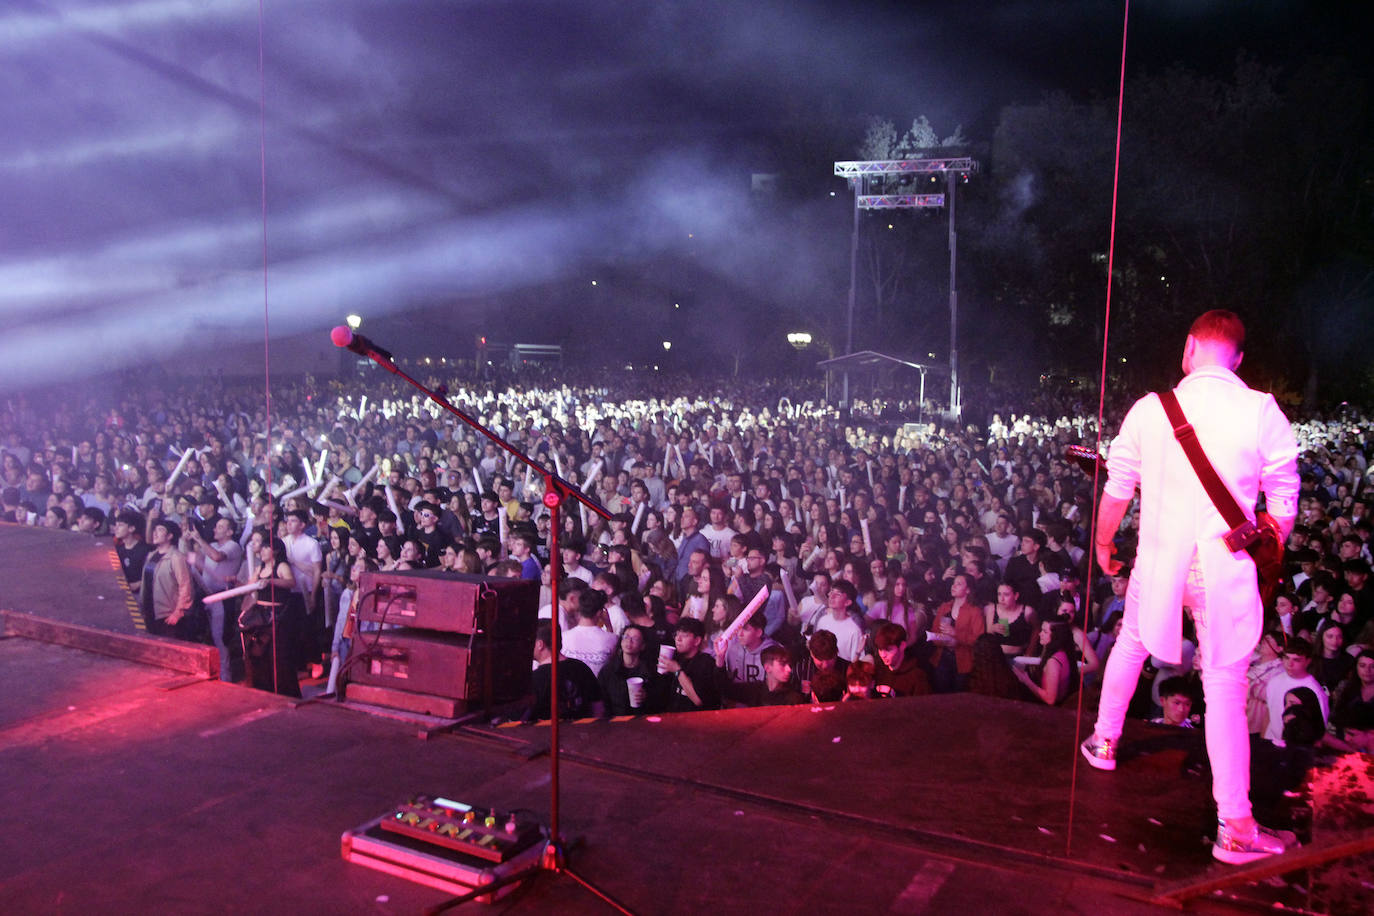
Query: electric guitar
1064 445 1283 608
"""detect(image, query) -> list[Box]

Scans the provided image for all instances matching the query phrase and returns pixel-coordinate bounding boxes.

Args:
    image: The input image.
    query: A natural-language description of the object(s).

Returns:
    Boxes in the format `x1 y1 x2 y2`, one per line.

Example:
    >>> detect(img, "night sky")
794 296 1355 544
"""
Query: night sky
1 1 1367 387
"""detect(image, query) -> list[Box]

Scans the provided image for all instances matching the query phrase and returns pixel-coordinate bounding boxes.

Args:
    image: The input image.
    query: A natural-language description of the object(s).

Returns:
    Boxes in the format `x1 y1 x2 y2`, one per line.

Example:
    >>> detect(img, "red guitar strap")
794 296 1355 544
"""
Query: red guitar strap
1156 389 1254 546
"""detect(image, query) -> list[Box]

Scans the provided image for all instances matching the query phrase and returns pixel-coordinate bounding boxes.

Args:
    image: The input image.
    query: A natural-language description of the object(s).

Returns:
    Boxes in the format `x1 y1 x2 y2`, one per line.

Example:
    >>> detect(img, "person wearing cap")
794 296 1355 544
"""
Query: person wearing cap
146 518 194 640
411 501 452 568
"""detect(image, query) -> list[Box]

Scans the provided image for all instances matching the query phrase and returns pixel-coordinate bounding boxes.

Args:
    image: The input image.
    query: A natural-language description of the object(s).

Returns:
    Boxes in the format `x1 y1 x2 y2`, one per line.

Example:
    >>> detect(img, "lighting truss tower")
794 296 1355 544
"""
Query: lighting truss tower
833 156 977 418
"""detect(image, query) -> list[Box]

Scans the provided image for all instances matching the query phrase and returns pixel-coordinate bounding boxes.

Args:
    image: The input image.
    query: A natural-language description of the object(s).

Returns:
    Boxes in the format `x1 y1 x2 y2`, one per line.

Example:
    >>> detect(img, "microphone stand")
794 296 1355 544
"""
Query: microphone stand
338 339 632 914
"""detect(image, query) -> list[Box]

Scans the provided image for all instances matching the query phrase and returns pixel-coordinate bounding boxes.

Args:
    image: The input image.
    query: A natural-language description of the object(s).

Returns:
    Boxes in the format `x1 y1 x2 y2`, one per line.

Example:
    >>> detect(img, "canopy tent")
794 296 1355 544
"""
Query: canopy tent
815 350 945 420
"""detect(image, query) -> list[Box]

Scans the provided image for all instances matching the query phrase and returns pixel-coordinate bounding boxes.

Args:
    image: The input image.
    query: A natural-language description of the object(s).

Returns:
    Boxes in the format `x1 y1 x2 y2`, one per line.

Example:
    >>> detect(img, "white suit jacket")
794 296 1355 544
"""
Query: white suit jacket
1106 366 1298 667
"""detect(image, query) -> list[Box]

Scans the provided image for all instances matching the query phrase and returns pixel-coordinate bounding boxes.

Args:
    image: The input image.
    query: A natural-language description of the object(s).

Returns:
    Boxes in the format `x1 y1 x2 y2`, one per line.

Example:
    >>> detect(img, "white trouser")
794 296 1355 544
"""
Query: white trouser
1093 551 1253 821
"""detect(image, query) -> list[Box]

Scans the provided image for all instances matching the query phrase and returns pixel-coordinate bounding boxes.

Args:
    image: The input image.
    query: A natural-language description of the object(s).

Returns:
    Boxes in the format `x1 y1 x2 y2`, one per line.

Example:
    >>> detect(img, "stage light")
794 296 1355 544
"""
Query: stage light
346 314 362 329
662 340 672 350
590 280 597 286
787 332 812 350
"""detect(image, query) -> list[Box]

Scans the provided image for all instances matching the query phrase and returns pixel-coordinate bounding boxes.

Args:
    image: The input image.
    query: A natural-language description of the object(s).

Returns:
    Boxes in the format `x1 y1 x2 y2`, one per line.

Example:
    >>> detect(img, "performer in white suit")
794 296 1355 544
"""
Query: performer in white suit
1081 310 1300 865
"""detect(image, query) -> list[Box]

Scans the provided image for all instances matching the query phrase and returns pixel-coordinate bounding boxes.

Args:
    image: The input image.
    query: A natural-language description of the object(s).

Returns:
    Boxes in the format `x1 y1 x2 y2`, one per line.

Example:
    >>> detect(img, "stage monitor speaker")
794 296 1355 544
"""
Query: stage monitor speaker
356 570 538 637
346 629 532 704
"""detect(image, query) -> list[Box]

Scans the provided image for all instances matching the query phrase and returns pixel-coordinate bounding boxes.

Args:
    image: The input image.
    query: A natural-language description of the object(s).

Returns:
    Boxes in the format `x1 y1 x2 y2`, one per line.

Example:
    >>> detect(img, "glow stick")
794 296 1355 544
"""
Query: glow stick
837 486 845 509
213 481 241 519
662 447 671 478
386 485 401 522
861 518 873 557
898 485 907 513
728 444 742 472
321 500 357 516
165 447 195 491
358 395 367 417
315 449 329 481
315 474 341 499
552 450 564 478
347 464 379 499
867 462 874 488
713 585 770 655
582 459 603 494
498 508 509 559
631 501 646 533
472 466 484 495
524 462 534 496
278 483 310 503
202 580 265 604
779 567 798 612
674 444 684 476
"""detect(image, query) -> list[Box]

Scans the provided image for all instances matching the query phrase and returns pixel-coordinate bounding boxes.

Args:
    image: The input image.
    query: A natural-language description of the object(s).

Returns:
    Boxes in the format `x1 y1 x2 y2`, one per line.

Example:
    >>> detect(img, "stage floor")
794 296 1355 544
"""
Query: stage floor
1 523 1370 914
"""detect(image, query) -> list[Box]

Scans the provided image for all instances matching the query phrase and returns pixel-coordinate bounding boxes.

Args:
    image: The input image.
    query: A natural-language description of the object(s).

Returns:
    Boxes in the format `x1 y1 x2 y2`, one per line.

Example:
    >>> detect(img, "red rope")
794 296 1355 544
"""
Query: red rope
256 0 276 694
1066 0 1130 859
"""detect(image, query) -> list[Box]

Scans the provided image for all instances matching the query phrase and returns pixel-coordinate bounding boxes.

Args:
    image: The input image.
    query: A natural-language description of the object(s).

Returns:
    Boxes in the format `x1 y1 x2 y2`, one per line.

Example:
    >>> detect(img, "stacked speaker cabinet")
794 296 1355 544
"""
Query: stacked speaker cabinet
345 570 538 714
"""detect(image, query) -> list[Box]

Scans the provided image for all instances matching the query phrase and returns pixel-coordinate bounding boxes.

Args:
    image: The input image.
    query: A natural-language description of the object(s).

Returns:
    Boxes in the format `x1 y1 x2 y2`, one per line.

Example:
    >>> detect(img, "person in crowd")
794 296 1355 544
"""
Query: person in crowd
561 589 618 676
1081 311 1300 865
1262 637 1330 746
717 610 778 702
527 622 603 721
1011 616 1081 706
186 515 243 682
598 624 658 716
657 617 721 712
1151 676 1197 727
146 519 194 639
237 535 302 698
872 623 930 697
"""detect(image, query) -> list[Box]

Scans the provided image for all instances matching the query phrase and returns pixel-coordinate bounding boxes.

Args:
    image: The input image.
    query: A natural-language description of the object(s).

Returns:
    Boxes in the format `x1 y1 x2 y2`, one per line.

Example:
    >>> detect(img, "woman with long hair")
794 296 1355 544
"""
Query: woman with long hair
931 572 984 691
985 582 1038 657
1012 616 1081 706
1309 623 1354 693
237 536 302 697
867 574 925 642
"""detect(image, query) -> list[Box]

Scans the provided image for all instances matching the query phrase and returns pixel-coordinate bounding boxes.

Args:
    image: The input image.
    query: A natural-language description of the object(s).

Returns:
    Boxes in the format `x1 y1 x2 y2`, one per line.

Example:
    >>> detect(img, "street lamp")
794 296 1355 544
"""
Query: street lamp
345 314 362 330
787 332 812 351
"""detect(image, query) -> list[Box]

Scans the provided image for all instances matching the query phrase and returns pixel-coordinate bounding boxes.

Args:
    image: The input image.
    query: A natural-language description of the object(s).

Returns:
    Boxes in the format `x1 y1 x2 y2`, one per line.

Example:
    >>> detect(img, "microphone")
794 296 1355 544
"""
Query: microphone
330 326 395 363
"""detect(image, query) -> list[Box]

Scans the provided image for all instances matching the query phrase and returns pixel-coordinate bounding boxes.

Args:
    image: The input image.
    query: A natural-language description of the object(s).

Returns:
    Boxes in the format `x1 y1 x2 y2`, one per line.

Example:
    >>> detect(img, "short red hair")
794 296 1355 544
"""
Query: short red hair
1188 310 1245 351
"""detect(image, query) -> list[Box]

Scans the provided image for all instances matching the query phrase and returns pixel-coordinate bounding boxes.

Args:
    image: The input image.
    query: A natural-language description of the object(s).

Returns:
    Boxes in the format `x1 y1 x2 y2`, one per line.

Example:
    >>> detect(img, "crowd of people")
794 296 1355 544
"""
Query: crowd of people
2 363 1372 767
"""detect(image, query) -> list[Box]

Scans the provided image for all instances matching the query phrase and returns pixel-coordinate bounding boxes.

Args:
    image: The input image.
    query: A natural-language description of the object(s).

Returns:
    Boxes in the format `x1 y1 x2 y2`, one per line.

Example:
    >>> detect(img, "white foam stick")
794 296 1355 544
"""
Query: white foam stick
71 445 77 463
321 500 357 516
358 395 367 417
728 444 742 472
302 455 317 487
631 501 646 533
347 464 379 499
165 447 195 491
580 501 589 534
523 462 534 496
386 484 401 521
837 486 845 509
278 483 310 503
861 517 873 557
674 444 684 476
582 459 603 494
315 474 341 500
779 566 799 612
213 481 241 519
867 461 874 488
898 485 907 512
713 585 771 654
202 580 265 605
662 447 671 477
552 450 564 479
498 508 509 559
473 466 484 494
315 449 329 481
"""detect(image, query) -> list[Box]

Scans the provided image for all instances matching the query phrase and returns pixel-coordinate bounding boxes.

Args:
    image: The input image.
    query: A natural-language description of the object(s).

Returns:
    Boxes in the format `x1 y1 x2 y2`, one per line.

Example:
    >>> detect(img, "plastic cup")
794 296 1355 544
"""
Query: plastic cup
626 676 645 708
657 645 676 674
